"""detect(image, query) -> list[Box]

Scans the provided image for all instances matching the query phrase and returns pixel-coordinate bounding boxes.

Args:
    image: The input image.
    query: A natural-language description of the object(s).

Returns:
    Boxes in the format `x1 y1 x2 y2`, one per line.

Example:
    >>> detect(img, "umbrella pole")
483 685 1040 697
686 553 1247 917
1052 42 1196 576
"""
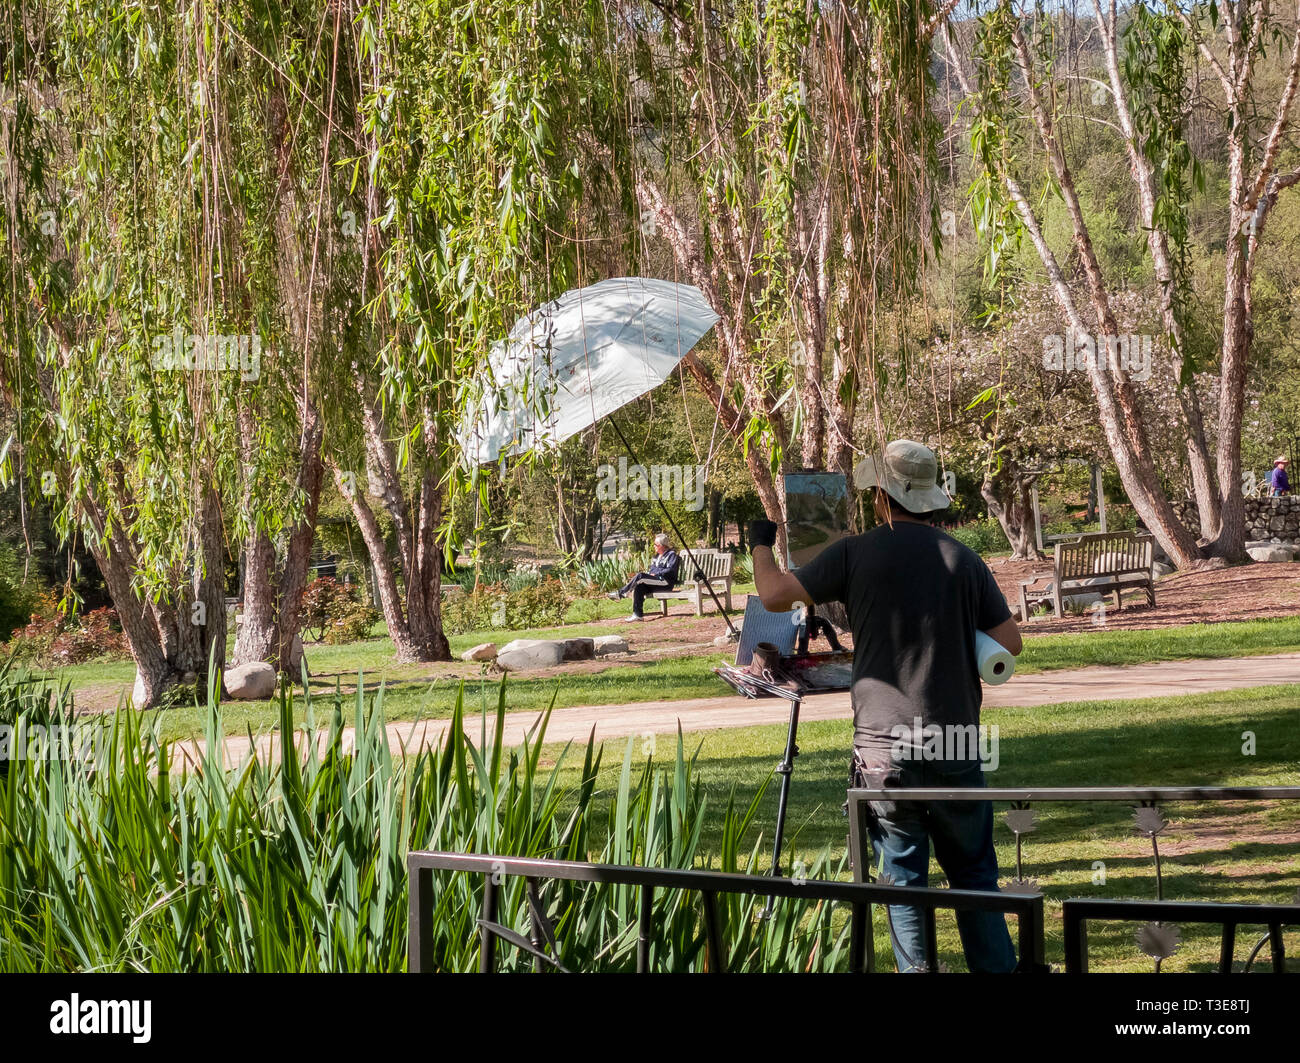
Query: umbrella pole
606 416 739 639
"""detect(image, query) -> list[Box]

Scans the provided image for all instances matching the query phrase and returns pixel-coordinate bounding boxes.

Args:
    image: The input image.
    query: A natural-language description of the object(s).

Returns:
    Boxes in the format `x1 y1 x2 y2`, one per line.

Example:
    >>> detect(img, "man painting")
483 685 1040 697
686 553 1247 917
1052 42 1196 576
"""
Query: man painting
748 440 1024 972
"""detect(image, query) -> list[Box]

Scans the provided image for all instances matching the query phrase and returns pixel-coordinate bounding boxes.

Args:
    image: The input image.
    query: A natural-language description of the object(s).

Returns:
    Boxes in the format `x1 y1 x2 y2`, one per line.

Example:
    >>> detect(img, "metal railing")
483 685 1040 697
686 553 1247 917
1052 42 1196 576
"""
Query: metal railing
847 785 1300 972
406 850 1047 973
1062 898 1300 973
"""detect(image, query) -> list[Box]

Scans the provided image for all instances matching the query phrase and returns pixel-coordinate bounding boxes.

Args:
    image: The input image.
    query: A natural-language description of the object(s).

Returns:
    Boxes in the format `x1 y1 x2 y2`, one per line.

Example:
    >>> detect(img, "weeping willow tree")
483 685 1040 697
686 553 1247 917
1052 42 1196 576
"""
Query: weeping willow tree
0 1 354 704
317 0 602 661
590 0 950 549
947 0 1300 566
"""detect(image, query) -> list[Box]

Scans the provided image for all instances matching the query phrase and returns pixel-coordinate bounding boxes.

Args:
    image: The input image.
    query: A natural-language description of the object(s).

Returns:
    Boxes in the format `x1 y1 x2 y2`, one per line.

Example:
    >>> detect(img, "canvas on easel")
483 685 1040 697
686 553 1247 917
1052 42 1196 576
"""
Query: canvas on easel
783 471 851 571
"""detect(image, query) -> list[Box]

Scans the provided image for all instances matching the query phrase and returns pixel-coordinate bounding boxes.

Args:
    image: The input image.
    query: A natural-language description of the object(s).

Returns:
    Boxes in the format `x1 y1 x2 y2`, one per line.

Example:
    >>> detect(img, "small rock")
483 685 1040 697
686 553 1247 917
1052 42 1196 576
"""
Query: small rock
225 661 278 700
561 637 596 661
1247 545 1295 563
593 634 630 656
496 639 564 671
461 642 498 662
1152 561 1176 577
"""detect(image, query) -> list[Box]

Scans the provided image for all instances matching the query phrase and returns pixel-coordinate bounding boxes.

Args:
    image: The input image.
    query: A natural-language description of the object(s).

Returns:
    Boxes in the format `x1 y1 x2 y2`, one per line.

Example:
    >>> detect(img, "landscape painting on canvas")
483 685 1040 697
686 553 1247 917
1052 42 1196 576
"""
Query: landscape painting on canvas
783 471 851 570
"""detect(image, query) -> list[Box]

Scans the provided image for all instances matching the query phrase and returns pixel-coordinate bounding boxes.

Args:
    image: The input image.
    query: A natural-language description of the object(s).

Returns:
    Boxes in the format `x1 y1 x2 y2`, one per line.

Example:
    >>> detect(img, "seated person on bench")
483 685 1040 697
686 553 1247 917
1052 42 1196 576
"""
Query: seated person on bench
609 533 681 622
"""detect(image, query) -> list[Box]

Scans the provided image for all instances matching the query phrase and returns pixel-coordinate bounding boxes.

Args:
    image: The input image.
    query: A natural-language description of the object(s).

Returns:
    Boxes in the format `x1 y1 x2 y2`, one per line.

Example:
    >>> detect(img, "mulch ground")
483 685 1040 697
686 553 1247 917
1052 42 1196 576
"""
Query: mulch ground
624 559 1300 649
985 558 1300 634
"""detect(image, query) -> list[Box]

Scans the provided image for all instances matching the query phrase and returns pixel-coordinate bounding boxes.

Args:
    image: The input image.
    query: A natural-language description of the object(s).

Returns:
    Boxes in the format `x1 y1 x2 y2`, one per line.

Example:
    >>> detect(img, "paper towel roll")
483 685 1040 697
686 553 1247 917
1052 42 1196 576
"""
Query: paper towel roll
975 630 1015 685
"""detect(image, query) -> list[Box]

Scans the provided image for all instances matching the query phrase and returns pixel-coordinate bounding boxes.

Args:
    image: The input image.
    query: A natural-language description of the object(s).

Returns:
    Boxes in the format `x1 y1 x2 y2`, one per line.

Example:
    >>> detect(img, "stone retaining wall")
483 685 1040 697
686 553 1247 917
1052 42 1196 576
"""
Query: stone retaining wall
1171 497 1300 543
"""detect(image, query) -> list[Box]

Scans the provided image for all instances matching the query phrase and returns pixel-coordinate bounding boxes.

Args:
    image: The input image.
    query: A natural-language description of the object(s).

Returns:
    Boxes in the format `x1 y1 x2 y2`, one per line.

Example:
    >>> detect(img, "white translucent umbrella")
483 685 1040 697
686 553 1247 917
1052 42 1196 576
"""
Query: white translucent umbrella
459 277 719 465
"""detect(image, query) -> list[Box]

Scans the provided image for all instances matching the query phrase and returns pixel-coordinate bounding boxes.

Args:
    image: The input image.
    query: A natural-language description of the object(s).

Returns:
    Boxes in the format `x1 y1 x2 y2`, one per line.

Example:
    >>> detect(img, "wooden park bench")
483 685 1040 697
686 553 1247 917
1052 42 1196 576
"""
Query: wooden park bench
1018 530 1156 620
651 548 735 617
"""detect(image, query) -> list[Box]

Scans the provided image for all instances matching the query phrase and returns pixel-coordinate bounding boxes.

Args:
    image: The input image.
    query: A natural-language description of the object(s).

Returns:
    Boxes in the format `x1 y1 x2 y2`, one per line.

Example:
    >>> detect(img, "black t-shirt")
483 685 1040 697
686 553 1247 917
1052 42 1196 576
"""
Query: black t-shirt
794 522 1012 758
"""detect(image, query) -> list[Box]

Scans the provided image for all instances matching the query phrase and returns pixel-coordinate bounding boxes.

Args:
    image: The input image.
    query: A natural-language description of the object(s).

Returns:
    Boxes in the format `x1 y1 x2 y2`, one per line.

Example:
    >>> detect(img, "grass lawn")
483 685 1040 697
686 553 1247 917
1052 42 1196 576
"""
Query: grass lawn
44 612 1300 744
545 684 1300 972
1018 615 1300 672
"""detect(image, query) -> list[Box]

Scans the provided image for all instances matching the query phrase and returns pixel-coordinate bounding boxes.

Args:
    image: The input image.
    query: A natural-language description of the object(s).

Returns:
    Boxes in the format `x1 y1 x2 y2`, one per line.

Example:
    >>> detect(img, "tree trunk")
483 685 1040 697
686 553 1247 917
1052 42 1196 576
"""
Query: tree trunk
980 470 1044 562
273 407 325 671
333 464 416 659
331 444 451 665
405 469 451 661
231 401 324 670
1208 207 1252 560
234 530 279 663
85 495 228 707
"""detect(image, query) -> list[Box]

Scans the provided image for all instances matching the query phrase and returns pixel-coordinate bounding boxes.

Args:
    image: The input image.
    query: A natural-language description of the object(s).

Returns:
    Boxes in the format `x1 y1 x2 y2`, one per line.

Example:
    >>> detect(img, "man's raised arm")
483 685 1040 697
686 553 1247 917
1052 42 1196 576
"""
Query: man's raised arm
748 519 808 612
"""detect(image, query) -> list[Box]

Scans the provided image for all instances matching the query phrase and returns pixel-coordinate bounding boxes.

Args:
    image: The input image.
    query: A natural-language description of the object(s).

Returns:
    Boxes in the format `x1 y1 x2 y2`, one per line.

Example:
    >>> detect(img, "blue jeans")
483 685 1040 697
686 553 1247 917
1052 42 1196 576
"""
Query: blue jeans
857 755 1017 973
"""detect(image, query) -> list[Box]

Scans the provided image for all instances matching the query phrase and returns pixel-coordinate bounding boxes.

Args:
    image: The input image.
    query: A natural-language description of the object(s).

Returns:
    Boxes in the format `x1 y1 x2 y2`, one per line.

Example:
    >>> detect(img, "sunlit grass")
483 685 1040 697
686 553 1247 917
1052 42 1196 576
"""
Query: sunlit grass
553 684 1300 972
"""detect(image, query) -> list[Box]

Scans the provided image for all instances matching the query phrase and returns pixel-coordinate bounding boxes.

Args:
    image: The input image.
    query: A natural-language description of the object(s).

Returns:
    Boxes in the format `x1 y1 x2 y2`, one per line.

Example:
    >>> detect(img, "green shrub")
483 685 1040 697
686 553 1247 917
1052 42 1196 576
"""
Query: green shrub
504 578 570 629
943 519 1009 557
443 562 514 594
506 567 541 593
733 551 754 583
442 583 505 634
573 553 651 593
0 544 41 642
321 595 380 644
0 669 849 972
442 578 571 635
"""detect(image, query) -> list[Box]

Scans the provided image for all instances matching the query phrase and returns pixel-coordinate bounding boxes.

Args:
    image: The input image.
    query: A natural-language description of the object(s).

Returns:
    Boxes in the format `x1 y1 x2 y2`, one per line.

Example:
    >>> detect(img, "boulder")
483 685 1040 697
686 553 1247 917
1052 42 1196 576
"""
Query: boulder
461 642 498 662
593 634 630 656
1152 561 1176 578
496 639 564 671
1063 591 1104 611
224 661 278 700
561 637 596 661
1247 543 1296 563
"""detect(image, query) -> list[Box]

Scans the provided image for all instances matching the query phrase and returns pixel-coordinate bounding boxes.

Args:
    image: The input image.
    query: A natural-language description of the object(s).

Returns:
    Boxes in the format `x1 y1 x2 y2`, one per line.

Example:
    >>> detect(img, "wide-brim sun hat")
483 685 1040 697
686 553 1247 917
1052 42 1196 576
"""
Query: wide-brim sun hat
1276 456 1290 465
853 439 951 514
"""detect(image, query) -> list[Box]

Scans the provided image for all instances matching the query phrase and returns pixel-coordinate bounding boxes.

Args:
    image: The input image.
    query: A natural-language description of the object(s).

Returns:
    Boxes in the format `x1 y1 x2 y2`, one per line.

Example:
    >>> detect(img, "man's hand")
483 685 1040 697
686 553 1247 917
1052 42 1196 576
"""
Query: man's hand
748 519 778 549
749 523 806 612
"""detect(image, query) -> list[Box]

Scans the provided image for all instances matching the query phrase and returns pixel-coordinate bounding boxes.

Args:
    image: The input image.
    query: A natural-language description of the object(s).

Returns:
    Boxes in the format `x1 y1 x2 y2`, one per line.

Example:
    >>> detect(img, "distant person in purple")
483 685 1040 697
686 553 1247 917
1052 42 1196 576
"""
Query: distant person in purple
1271 457 1291 496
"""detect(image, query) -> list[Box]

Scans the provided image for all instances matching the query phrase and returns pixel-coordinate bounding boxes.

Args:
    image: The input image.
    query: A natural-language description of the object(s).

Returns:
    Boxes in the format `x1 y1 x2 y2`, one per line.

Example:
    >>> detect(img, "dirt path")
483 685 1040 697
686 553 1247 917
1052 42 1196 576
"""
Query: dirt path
173 652 1300 771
